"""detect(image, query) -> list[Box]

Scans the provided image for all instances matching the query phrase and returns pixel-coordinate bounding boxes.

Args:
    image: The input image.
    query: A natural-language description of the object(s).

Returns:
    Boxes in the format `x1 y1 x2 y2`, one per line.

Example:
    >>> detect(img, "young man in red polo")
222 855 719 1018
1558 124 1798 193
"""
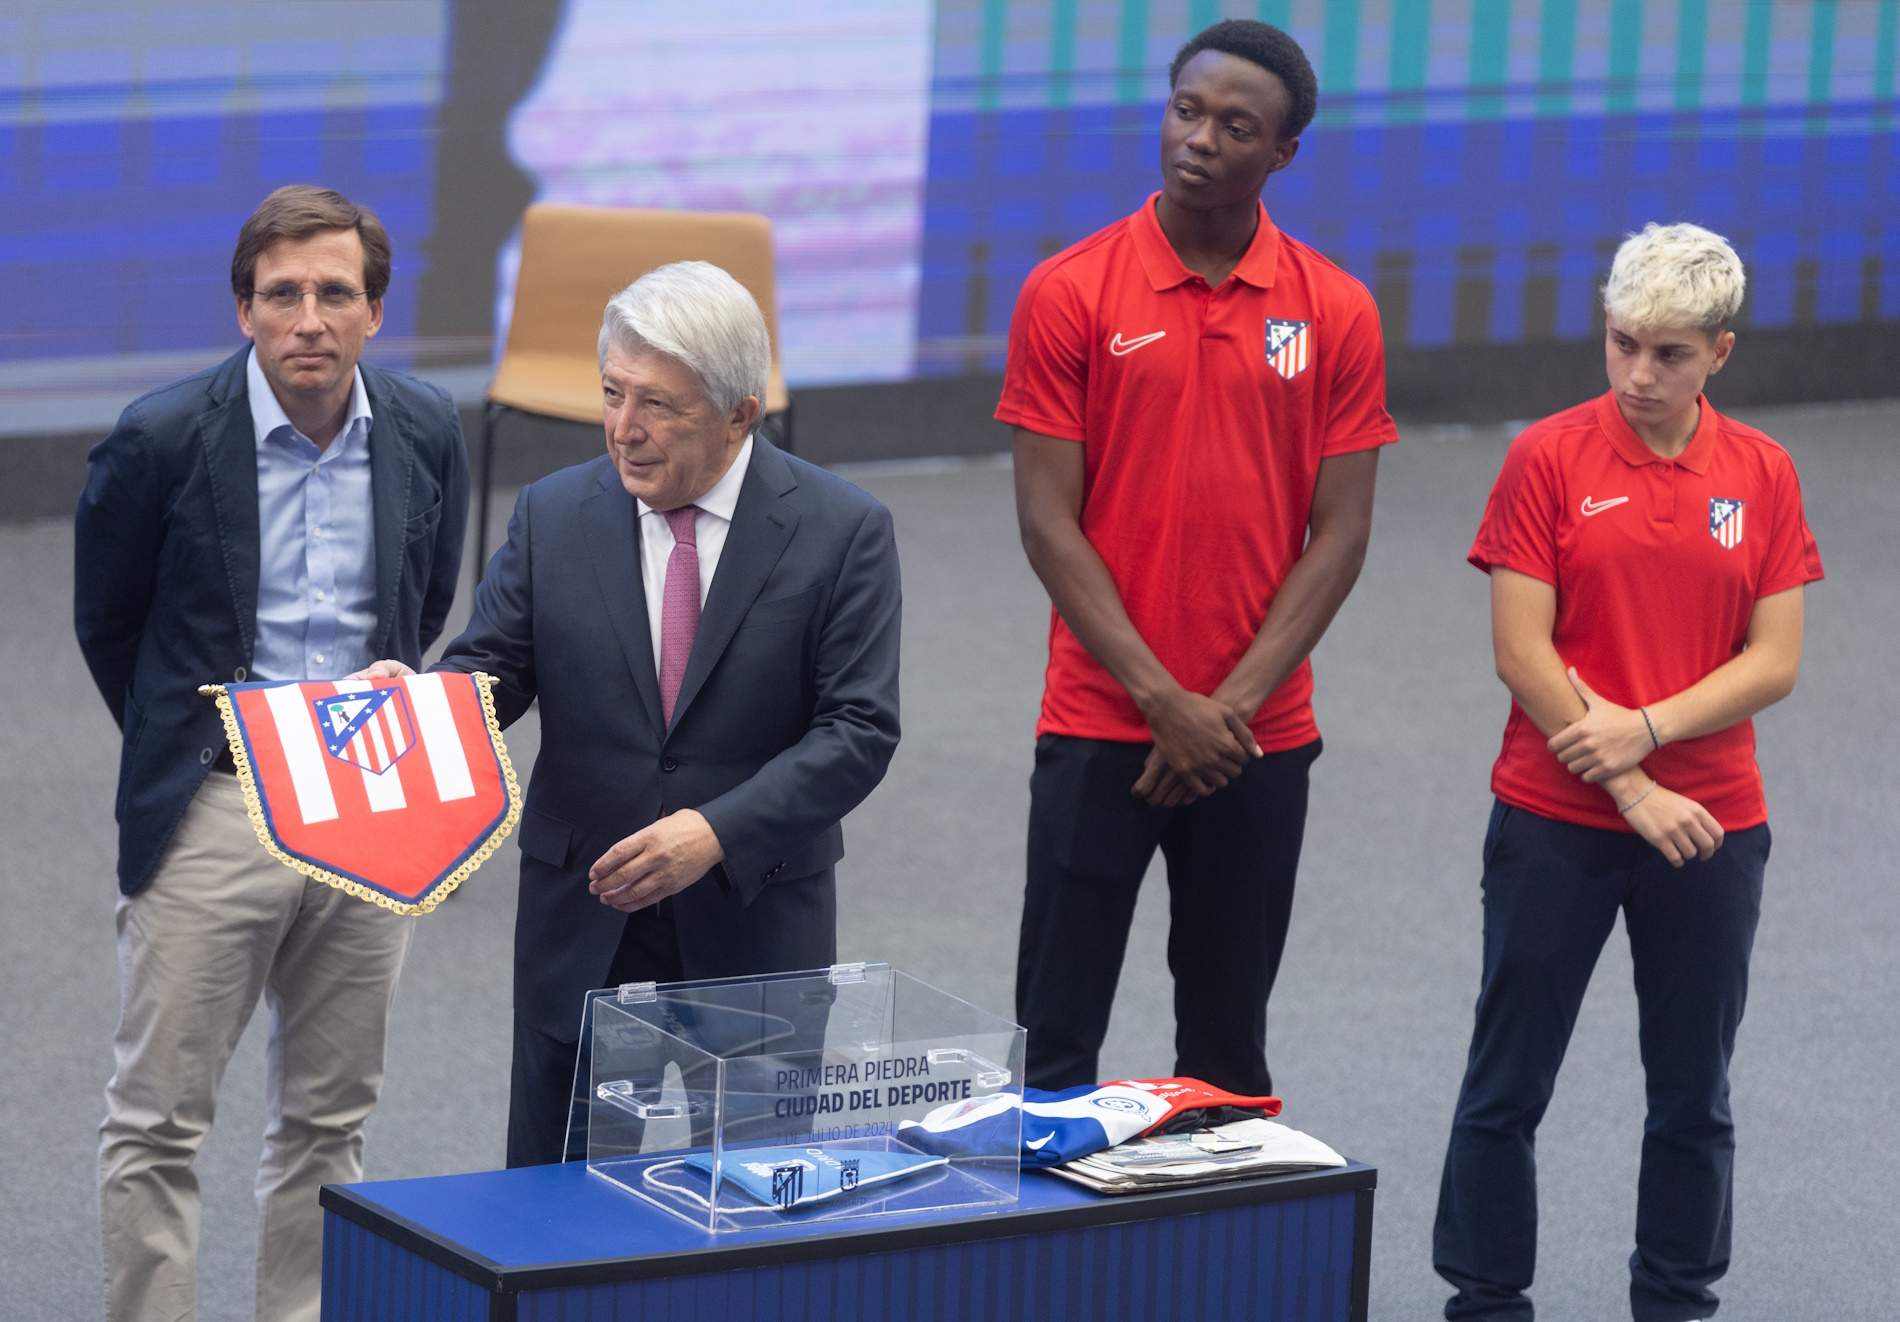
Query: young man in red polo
1001 19 1398 1094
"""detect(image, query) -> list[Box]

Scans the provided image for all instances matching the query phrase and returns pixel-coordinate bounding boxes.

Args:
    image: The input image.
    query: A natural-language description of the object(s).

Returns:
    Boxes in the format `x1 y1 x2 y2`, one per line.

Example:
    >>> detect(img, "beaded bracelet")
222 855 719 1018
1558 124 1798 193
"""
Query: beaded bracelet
1639 706 1661 751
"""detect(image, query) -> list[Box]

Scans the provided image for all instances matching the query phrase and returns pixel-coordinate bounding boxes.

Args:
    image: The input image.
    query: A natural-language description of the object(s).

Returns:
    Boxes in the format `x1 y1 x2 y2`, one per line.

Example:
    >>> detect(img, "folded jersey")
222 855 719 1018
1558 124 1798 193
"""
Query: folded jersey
900 1077 1282 1167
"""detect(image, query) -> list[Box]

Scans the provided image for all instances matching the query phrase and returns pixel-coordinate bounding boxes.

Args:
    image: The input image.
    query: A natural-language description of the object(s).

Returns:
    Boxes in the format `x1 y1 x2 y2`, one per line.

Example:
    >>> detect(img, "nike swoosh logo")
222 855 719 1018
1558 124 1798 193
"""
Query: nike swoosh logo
1025 1134 1054 1150
1580 496 1630 517
1108 331 1167 356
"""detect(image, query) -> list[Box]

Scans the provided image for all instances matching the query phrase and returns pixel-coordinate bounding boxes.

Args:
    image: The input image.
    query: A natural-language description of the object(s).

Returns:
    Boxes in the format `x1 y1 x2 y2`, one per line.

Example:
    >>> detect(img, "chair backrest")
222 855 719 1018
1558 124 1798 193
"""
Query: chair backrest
488 204 788 425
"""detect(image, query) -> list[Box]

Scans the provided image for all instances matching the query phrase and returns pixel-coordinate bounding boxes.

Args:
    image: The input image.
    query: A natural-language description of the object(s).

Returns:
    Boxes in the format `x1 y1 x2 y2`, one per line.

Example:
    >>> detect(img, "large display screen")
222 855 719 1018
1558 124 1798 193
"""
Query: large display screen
2 0 1892 413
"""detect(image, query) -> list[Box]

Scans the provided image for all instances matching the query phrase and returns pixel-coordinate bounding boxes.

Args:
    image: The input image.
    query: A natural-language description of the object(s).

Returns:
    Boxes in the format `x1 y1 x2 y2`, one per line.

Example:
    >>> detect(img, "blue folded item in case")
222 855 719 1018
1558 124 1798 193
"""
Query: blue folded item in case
683 1145 948 1211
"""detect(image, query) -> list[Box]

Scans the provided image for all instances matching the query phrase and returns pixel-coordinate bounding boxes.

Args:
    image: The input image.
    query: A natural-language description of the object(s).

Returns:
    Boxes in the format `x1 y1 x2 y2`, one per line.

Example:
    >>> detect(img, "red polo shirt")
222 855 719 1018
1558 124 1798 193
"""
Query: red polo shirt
1469 392 1823 831
997 195 1399 748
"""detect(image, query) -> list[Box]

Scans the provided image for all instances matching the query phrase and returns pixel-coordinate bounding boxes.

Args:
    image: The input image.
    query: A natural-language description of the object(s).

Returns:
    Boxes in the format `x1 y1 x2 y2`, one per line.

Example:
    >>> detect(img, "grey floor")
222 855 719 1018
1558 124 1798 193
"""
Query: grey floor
5 398 1897 1320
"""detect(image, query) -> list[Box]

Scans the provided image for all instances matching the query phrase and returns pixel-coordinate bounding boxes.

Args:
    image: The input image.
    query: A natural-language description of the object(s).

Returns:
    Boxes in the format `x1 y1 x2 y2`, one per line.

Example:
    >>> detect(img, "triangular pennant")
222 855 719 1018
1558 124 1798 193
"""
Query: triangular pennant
202 672 523 914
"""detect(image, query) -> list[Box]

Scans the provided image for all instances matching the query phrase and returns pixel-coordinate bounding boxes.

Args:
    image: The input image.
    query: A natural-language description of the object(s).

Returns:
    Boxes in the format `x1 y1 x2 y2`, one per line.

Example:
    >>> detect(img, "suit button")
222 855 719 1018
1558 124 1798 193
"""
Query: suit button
199 747 215 765
233 665 248 681
661 756 678 773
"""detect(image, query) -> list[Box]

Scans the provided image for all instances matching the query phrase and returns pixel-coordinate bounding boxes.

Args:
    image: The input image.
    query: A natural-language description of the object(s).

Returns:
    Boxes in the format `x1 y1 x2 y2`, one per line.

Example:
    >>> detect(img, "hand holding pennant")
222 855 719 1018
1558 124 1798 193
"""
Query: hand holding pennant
199 673 523 914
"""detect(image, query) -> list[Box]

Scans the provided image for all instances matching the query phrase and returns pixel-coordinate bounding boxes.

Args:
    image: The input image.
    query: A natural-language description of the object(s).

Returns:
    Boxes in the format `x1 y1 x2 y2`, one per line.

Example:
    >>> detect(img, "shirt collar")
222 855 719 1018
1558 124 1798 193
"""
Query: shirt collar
1593 391 1717 475
639 433 754 523
246 346 373 451
1130 192 1282 292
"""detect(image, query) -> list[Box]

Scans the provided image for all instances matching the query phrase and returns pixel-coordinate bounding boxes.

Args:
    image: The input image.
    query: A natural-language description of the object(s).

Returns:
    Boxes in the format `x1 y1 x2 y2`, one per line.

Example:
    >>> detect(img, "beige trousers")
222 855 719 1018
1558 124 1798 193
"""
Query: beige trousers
99 772 413 1322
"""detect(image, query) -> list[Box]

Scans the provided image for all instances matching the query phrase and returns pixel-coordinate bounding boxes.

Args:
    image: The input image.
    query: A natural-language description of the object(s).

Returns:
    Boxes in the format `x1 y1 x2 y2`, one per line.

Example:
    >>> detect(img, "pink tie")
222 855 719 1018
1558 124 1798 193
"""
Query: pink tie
658 506 700 725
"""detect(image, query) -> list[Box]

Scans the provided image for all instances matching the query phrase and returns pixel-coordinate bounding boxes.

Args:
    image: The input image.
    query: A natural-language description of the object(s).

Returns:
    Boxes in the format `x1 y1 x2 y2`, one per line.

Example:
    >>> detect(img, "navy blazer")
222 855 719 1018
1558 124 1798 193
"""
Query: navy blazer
75 347 469 895
435 441 901 1038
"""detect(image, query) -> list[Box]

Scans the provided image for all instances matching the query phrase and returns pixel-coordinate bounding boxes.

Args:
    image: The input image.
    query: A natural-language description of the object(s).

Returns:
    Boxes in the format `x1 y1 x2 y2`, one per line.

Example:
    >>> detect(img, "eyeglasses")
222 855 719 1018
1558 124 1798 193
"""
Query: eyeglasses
250 283 368 315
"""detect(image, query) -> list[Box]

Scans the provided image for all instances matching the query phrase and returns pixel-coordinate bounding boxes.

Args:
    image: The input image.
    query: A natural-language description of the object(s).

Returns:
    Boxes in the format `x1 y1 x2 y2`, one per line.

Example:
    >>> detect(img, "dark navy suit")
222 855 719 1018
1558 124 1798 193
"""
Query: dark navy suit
434 440 901 1163
75 346 469 894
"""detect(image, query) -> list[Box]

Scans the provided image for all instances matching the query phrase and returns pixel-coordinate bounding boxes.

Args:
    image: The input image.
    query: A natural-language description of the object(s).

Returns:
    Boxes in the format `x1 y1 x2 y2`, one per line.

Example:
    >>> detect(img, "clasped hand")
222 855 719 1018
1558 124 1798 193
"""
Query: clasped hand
1548 667 1653 783
1613 777 1725 868
588 810 724 913
1131 688 1262 808
1554 668 1724 867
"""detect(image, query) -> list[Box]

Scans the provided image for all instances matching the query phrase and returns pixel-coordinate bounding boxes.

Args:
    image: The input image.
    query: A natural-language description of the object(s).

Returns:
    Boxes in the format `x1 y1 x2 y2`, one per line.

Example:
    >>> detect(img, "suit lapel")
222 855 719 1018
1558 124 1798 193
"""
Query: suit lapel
363 367 415 656
668 440 800 733
582 465 665 737
199 350 261 660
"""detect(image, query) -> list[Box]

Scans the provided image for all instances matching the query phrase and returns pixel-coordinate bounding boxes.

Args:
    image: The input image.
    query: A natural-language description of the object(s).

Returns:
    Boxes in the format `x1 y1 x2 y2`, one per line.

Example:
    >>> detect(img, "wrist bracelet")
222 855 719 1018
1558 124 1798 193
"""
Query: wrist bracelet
1639 706 1661 751
1617 780 1656 815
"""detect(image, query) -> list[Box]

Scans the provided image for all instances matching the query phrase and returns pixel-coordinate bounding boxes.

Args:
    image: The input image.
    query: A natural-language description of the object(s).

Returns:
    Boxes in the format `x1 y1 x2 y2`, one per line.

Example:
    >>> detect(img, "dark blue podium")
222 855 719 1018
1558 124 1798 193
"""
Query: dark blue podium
320 1159 1375 1321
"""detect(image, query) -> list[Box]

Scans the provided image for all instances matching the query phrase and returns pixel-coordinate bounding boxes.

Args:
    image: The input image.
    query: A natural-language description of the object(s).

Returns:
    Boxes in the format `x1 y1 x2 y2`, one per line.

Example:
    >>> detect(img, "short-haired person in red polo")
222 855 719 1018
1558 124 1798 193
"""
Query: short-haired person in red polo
1434 224 1823 1322
1001 19 1398 1095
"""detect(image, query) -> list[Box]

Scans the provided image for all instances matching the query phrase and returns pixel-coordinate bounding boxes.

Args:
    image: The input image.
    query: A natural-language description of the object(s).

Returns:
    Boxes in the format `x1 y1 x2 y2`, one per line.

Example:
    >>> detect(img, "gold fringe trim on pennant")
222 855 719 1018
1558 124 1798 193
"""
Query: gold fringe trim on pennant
200 674 524 916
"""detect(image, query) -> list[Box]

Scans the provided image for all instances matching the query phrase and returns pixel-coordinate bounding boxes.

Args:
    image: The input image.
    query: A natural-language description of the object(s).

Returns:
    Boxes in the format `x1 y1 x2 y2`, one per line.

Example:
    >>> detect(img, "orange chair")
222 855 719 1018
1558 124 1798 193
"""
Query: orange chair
473 204 792 570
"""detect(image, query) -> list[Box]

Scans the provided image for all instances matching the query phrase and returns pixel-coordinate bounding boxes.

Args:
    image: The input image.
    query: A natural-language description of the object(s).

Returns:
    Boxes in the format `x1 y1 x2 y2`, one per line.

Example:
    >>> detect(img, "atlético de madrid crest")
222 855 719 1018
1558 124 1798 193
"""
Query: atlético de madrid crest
313 686 415 775
1709 497 1746 550
1265 319 1311 379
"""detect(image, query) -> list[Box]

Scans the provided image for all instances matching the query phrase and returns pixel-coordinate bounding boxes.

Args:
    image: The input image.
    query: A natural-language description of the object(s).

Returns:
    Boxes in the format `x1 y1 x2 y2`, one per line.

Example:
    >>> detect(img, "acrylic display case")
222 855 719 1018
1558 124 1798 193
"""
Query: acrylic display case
575 963 1026 1233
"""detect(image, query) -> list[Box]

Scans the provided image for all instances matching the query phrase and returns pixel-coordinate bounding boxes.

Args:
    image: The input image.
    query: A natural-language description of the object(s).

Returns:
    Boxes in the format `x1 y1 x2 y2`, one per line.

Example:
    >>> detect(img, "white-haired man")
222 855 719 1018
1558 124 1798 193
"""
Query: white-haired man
1433 223 1822 1322
361 261 902 1164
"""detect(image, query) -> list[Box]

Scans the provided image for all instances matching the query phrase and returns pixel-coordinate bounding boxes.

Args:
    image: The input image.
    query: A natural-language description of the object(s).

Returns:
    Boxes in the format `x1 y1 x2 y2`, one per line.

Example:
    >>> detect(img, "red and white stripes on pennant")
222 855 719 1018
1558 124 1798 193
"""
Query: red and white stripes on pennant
264 675 478 826
263 682 339 825
405 672 477 805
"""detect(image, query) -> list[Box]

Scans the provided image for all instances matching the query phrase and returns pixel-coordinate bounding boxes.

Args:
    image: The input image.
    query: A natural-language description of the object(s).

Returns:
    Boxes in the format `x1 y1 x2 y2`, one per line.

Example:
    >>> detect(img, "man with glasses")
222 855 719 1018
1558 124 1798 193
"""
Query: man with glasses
75 184 468 1322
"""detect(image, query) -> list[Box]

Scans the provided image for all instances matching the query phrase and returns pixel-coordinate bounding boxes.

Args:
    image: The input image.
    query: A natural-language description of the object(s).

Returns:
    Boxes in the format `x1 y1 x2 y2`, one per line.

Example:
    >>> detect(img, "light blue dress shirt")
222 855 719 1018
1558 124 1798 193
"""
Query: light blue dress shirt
246 348 378 680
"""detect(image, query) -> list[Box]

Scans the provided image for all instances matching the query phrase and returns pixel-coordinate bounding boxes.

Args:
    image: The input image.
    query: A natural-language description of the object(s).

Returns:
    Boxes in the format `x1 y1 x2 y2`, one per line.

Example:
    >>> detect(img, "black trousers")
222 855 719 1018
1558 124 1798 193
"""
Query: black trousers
507 898 686 1169
1015 734 1321 1095
1433 801 1769 1322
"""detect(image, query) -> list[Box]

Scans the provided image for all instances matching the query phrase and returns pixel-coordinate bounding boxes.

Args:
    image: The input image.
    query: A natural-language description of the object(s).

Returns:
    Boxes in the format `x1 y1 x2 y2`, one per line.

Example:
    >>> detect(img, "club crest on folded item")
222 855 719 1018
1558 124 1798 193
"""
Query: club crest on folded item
771 1162 807 1209
1265 319 1311 379
313 686 415 775
1709 497 1746 550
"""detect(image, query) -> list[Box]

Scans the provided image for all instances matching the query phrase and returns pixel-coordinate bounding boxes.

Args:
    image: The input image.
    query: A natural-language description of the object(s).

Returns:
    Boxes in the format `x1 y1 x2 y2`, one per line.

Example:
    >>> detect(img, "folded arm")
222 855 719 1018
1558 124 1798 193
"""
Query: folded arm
1491 567 1722 866
1550 587 1804 782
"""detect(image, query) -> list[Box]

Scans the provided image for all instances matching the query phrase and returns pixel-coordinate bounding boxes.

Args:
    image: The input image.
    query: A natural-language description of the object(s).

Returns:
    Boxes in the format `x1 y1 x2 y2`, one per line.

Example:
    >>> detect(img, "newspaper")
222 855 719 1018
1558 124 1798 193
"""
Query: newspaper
1044 1117 1346 1195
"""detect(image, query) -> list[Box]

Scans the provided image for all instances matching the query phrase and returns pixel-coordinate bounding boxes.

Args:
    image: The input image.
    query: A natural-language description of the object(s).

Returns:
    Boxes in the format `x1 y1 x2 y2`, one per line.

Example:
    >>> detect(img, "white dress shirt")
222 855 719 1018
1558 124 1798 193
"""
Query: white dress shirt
246 347 377 680
636 434 754 676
